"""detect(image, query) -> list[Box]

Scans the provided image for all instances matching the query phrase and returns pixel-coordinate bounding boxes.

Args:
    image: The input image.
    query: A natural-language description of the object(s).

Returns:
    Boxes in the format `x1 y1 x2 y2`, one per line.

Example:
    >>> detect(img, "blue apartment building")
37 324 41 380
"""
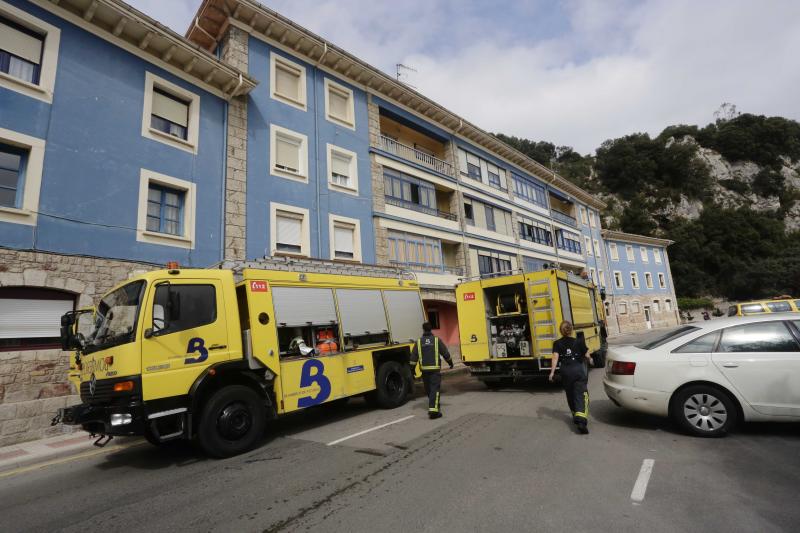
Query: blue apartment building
601 230 680 333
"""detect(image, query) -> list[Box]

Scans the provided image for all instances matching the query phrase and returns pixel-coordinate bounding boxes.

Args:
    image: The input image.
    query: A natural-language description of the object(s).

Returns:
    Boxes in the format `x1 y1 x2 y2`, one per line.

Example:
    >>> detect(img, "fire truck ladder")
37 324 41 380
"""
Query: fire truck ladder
528 279 558 370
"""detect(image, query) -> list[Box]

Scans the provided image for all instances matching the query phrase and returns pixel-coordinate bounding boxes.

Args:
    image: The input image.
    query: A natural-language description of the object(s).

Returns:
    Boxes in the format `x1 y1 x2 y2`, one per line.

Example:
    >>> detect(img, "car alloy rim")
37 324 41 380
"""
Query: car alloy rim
683 393 727 431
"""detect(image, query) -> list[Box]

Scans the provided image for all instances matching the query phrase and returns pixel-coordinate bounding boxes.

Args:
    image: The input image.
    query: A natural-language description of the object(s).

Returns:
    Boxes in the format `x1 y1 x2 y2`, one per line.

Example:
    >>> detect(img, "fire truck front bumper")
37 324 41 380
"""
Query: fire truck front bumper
55 402 146 436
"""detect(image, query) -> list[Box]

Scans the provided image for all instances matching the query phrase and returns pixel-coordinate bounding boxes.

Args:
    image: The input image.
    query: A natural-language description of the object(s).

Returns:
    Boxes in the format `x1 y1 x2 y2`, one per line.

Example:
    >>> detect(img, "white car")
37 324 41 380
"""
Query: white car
603 313 800 437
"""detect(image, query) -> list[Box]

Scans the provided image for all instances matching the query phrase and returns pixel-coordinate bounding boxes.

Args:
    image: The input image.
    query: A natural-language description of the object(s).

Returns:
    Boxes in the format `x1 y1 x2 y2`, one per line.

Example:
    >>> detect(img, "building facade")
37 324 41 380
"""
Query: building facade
600 230 681 334
186 0 608 352
0 0 679 444
0 0 255 445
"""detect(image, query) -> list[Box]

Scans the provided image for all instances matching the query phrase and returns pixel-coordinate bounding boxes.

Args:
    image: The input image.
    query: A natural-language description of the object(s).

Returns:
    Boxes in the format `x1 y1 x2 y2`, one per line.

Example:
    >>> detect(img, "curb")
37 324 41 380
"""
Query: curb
0 432 141 477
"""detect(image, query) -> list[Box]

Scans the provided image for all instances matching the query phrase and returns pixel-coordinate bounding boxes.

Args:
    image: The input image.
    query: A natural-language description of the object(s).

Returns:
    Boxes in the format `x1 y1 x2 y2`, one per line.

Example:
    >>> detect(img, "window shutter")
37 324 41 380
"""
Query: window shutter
329 88 349 120
276 135 300 172
466 153 480 167
275 64 299 100
0 22 43 64
458 149 468 172
152 91 189 127
0 298 72 339
276 214 302 246
334 224 355 254
331 152 351 177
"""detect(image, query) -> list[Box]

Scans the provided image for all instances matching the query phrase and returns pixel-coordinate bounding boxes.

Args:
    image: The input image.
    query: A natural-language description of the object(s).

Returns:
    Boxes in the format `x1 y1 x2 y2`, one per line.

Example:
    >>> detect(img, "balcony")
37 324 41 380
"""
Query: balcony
378 135 454 176
385 197 457 221
551 209 578 227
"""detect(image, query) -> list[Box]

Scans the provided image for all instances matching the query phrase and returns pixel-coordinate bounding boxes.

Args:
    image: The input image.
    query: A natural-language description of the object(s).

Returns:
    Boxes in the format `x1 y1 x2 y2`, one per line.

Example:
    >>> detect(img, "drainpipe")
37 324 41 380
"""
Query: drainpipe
312 44 328 258
220 98 229 263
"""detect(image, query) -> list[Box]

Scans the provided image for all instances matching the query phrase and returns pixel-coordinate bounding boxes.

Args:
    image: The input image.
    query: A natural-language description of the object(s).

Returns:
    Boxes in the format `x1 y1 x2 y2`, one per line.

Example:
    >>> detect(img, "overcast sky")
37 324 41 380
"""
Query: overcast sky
128 0 800 154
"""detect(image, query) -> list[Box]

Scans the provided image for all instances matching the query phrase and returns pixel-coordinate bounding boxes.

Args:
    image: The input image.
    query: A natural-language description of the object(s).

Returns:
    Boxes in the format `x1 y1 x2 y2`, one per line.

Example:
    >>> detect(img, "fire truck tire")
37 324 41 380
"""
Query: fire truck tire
373 360 411 409
197 385 266 458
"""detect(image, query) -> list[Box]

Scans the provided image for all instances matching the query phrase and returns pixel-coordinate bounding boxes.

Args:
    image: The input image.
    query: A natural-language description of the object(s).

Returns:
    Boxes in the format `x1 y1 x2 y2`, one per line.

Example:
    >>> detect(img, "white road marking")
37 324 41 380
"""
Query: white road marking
326 415 415 446
630 459 655 502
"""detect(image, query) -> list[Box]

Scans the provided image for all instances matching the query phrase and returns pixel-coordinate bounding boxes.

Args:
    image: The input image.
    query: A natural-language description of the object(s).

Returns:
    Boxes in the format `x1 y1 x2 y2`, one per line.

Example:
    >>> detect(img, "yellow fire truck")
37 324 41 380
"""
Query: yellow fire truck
55 261 424 457
455 269 607 387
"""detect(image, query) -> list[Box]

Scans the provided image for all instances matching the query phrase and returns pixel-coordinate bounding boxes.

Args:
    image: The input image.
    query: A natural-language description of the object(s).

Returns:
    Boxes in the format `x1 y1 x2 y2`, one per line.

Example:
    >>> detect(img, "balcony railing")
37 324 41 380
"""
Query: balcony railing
390 261 463 276
385 196 458 221
378 135 454 176
551 209 578 227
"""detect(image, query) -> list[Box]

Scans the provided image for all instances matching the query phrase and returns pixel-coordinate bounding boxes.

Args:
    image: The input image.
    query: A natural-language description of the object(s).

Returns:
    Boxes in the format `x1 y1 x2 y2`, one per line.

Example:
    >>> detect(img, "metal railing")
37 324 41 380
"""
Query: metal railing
378 135 454 176
551 209 578 227
389 261 463 276
384 196 457 221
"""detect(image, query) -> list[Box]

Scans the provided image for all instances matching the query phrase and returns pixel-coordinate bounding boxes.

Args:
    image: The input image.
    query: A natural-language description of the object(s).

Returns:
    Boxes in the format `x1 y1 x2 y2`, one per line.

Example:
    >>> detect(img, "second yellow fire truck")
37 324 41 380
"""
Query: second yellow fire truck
456 269 607 387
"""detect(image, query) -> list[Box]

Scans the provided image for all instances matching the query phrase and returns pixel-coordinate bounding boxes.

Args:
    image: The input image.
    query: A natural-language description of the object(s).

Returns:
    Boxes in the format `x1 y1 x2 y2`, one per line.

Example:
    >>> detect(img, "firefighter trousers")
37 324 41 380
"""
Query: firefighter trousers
421 371 442 414
561 362 589 425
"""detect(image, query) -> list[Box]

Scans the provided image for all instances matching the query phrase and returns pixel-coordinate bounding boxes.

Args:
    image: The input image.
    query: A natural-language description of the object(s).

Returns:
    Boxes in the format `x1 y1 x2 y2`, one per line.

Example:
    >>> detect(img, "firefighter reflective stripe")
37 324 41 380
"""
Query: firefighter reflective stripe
429 392 440 412
574 391 589 419
418 338 441 370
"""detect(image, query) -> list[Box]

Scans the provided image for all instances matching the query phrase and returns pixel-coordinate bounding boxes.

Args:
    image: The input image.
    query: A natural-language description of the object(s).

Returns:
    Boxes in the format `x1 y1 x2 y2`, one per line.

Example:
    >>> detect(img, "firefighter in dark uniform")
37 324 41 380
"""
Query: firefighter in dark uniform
549 320 591 434
410 322 453 419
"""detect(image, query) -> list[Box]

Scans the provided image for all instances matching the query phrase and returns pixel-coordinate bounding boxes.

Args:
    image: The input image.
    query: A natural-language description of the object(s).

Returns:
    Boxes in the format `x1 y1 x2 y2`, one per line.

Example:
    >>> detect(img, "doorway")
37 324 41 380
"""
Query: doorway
644 305 652 329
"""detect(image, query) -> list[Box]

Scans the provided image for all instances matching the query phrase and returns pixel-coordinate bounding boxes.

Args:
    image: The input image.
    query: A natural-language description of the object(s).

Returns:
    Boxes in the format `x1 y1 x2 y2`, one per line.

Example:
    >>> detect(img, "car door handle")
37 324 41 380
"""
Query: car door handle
209 344 227 351
722 362 739 368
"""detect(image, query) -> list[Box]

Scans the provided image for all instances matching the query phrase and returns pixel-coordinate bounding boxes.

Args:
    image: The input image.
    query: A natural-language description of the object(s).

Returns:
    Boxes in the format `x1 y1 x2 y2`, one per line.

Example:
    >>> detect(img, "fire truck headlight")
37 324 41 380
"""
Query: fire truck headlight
110 413 132 426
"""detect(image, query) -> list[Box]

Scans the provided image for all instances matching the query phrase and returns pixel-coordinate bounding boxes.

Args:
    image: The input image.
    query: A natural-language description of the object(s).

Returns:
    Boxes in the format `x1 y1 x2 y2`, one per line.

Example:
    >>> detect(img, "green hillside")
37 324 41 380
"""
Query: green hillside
496 111 800 300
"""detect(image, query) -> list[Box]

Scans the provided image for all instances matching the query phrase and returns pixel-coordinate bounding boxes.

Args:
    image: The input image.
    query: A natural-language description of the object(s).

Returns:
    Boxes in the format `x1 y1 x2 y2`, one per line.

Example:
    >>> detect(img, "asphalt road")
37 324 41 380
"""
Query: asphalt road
2 368 799 533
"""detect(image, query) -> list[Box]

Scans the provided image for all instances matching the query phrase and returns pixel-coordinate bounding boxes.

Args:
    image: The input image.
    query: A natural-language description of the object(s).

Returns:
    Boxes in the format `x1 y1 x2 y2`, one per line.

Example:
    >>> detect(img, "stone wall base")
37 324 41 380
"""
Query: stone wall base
0 248 157 446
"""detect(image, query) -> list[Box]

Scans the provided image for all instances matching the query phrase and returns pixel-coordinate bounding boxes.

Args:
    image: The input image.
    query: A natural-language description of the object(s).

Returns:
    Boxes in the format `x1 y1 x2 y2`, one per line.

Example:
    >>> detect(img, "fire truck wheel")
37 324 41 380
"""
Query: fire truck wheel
197 385 266 458
374 360 410 409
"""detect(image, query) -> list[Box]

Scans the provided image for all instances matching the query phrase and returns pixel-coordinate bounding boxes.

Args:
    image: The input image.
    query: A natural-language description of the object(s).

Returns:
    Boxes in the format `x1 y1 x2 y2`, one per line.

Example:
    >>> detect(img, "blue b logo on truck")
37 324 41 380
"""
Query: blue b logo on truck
185 338 208 364
298 359 331 407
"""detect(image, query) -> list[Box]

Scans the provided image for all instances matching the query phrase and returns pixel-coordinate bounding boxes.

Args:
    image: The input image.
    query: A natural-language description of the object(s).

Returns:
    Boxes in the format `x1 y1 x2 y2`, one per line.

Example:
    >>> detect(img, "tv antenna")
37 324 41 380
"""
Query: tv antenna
396 63 417 89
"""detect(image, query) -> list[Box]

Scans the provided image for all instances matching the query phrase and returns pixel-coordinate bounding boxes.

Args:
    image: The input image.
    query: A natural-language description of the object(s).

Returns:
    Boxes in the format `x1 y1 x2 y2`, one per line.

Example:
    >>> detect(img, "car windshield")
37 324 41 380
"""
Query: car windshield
83 281 145 354
635 325 700 350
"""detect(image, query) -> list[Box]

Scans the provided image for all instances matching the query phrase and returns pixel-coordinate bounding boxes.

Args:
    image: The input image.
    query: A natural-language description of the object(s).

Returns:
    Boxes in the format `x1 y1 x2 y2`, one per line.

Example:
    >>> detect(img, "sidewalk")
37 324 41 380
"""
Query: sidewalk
0 431 141 477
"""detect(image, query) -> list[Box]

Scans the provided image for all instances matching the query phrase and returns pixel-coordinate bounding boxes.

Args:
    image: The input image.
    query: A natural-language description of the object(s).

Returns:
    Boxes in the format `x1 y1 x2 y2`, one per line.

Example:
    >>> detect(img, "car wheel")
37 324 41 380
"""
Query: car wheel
197 385 266 458
672 385 737 437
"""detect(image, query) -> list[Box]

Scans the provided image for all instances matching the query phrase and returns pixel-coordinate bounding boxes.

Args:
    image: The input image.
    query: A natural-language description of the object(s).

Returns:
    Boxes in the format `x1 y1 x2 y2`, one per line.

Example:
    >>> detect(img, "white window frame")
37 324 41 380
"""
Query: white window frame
658 272 666 288
613 271 623 289
270 202 310 257
584 236 593 256
630 272 640 289
645 272 654 289
609 243 619 261
589 268 597 284
326 143 358 195
599 270 606 287
141 72 201 154
324 78 355 129
270 124 308 183
136 168 196 249
626 245 635 262
654 249 662 264
0 1 60 103
618 302 628 315
0 127 45 226
270 52 307 111
640 246 649 262
329 214 362 263
589 211 597 228
593 238 602 258
579 207 588 225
